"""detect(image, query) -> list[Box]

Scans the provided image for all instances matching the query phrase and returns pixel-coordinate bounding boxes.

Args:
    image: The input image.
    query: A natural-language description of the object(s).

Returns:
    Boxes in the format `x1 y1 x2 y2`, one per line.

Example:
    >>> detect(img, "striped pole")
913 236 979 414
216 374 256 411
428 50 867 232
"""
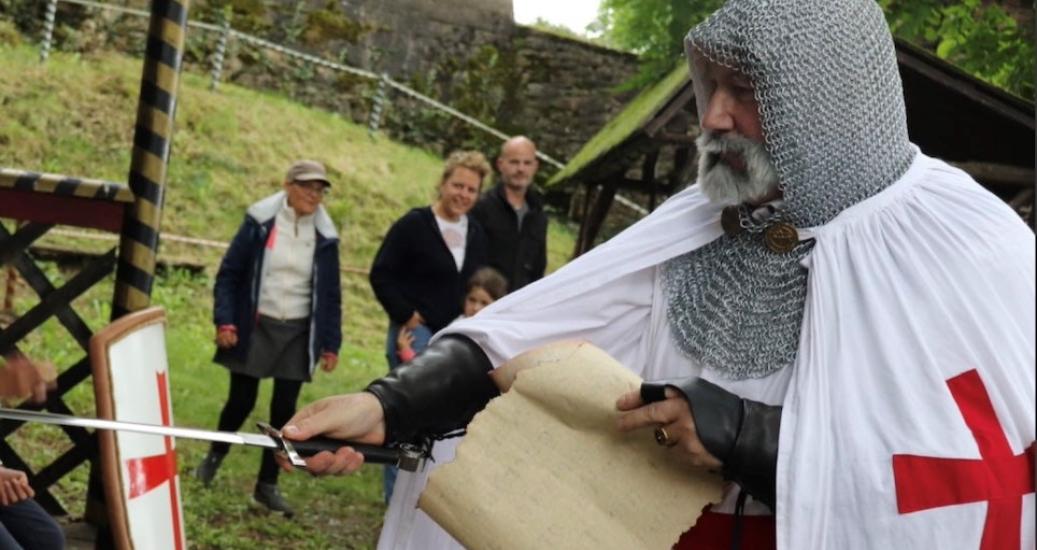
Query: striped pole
209 11 230 90
39 0 58 63
368 72 389 138
111 0 191 319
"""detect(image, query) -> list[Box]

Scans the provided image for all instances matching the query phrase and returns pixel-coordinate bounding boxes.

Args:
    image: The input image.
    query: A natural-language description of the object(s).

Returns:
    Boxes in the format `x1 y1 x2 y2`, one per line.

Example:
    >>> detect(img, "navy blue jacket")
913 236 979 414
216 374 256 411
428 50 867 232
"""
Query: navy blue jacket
213 192 342 373
369 207 488 333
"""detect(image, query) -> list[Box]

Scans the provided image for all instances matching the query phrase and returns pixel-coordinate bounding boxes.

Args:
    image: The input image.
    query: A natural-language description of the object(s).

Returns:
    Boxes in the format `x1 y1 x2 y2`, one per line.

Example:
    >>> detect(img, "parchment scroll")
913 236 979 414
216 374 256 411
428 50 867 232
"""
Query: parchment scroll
419 341 723 549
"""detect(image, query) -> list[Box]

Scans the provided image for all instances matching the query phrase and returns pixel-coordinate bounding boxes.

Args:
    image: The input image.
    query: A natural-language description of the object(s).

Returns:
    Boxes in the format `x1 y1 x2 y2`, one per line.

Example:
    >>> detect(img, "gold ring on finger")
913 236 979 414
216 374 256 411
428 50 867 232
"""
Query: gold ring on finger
654 426 676 447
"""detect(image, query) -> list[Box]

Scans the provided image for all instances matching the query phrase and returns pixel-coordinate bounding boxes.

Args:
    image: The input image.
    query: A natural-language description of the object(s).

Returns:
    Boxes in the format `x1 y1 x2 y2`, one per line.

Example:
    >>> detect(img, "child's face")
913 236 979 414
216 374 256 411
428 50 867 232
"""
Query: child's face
463 286 495 317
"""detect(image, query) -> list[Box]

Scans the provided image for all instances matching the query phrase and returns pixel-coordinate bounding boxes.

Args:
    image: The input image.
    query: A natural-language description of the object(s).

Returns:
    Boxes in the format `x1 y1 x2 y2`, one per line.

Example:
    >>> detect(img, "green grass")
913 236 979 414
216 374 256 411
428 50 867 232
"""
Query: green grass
0 37 577 548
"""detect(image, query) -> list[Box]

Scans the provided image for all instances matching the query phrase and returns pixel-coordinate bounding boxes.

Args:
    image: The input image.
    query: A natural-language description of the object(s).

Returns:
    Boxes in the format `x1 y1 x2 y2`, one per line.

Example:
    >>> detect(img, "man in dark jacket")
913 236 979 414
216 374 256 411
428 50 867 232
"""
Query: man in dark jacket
470 136 547 292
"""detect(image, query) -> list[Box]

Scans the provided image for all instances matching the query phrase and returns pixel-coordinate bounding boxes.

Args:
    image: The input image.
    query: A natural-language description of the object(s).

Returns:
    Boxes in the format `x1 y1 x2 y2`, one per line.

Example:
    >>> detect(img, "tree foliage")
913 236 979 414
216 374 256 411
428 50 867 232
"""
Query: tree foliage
880 0 1033 99
594 0 1034 98
589 0 722 88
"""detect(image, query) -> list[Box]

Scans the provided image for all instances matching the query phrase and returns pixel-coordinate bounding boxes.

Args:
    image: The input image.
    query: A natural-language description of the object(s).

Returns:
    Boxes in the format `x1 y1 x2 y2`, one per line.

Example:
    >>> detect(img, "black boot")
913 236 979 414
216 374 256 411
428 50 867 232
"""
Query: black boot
253 482 294 517
194 451 226 488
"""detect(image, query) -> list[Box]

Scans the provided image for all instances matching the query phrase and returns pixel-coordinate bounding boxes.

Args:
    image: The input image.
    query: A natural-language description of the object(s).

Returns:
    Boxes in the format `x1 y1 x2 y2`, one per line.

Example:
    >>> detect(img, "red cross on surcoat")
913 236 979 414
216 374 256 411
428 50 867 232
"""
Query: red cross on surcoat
123 372 184 550
892 369 1035 550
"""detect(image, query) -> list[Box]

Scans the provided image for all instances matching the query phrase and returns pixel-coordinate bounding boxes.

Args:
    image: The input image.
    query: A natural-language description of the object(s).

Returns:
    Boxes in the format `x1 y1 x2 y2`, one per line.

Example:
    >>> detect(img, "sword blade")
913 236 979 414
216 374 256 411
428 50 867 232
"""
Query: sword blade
0 408 277 449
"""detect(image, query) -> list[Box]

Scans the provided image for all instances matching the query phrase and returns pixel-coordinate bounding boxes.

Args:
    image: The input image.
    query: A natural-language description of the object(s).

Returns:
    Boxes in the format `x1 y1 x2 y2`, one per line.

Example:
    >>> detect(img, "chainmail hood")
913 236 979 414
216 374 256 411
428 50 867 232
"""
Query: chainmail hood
665 0 916 379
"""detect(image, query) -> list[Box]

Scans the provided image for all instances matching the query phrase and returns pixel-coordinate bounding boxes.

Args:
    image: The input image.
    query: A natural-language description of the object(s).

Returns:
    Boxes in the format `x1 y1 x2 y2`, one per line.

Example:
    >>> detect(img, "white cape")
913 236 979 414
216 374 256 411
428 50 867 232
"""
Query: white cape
378 149 1035 550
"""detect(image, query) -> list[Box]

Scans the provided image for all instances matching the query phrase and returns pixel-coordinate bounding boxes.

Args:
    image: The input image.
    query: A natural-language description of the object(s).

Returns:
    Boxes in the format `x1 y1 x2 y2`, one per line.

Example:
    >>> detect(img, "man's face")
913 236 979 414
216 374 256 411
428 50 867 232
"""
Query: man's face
696 59 779 205
496 140 539 194
700 60 764 142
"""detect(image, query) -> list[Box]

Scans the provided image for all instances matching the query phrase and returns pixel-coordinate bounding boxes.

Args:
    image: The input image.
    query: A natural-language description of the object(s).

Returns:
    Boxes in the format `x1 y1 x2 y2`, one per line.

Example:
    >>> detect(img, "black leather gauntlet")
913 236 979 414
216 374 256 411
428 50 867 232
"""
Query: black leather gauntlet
366 334 500 445
641 378 781 509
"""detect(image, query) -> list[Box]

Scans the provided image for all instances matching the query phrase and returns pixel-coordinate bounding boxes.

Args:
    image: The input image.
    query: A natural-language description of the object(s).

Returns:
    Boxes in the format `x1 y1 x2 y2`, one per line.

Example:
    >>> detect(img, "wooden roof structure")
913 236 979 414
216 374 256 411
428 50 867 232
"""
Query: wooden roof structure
552 38 1035 256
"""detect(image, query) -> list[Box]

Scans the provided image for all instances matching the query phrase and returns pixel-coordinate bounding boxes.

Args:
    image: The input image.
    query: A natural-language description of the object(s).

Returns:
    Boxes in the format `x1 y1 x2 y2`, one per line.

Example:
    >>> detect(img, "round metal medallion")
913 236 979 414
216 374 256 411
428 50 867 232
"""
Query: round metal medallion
764 222 799 253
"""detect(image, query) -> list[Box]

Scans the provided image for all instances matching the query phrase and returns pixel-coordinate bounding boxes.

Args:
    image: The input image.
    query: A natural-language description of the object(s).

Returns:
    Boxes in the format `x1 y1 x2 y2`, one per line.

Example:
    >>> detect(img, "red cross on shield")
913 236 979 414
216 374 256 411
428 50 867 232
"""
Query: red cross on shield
892 369 1035 550
122 372 184 550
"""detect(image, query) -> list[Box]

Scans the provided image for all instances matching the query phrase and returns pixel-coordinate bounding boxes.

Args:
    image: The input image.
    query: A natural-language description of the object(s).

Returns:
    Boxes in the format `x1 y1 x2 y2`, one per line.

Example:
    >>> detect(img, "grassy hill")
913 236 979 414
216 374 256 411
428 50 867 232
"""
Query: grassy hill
0 31 576 549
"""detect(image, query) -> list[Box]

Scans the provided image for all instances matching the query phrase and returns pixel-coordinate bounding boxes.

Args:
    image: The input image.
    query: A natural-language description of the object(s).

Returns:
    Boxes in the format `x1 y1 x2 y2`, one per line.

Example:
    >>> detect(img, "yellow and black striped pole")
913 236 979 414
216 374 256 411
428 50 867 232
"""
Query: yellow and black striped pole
111 0 191 319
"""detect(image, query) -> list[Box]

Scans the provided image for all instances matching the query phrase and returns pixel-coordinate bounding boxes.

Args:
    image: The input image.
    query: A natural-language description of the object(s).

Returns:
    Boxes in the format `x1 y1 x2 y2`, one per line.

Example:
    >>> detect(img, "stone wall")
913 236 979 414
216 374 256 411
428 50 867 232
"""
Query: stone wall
506 26 640 161
337 0 640 163
3 0 641 170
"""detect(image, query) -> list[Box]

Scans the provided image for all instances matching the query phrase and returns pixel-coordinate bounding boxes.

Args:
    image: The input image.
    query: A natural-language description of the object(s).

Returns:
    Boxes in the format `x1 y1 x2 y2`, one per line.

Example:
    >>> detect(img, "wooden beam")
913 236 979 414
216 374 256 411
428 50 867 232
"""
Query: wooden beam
895 48 1034 129
573 184 597 259
0 222 52 266
643 151 659 212
670 146 695 189
582 181 619 255
1008 187 1034 209
644 84 696 137
949 161 1034 187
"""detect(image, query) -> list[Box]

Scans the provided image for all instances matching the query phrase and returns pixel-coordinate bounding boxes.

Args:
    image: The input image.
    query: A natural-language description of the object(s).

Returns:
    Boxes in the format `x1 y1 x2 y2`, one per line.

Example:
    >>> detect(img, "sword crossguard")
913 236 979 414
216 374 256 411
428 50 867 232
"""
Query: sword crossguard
256 421 309 469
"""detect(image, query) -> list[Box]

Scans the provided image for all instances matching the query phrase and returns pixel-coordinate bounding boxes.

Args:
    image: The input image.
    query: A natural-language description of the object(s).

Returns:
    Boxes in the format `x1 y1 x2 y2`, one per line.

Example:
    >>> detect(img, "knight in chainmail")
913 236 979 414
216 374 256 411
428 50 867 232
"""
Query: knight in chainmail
665 0 914 382
278 1 1035 549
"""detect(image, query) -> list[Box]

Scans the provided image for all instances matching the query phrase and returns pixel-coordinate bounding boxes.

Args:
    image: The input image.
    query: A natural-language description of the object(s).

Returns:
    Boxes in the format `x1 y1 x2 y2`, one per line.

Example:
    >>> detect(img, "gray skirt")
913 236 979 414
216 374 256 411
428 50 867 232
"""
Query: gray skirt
225 315 311 382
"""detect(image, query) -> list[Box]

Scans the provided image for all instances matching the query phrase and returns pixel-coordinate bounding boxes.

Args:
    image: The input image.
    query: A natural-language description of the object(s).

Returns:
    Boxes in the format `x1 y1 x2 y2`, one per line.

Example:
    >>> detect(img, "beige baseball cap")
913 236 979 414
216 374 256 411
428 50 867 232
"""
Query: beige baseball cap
285 160 331 186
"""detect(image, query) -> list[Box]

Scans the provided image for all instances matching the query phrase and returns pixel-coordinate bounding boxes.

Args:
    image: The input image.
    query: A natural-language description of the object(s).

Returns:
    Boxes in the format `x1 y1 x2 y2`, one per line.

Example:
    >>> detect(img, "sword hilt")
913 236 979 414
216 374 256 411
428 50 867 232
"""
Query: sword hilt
290 437 407 465
256 422 427 472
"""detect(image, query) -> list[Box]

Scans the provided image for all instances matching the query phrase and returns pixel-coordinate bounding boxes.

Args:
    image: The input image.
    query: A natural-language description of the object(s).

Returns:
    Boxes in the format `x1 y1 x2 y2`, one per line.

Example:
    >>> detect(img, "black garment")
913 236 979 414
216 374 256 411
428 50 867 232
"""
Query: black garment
366 335 498 444
224 315 311 381
210 372 303 484
470 183 547 291
370 207 488 333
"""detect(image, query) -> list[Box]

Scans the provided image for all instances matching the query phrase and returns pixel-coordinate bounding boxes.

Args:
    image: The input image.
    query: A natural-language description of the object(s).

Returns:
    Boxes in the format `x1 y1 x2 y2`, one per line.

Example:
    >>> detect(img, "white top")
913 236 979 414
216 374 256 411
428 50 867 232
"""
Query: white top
435 214 468 271
380 149 1036 550
257 199 315 320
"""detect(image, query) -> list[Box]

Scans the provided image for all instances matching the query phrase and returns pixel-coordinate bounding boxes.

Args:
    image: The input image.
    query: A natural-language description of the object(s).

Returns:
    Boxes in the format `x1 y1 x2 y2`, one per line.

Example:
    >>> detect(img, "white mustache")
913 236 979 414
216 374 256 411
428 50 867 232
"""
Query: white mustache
696 131 779 206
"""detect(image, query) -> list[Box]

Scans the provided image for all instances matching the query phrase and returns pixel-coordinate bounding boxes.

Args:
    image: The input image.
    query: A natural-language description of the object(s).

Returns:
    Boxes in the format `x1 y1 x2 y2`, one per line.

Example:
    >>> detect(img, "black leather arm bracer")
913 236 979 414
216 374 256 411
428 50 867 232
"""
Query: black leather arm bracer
641 378 781 509
366 334 500 445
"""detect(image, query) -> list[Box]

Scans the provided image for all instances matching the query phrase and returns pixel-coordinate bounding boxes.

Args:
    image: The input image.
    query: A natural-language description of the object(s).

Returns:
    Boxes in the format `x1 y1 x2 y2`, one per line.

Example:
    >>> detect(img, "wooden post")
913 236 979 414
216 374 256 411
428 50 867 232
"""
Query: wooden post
98 0 192 541
111 0 191 319
583 180 618 254
643 151 659 212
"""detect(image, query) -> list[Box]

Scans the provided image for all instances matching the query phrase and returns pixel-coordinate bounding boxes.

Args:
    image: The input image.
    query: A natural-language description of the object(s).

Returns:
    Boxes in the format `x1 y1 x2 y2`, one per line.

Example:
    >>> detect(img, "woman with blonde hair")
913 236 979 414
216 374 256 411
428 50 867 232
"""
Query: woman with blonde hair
369 150 492 501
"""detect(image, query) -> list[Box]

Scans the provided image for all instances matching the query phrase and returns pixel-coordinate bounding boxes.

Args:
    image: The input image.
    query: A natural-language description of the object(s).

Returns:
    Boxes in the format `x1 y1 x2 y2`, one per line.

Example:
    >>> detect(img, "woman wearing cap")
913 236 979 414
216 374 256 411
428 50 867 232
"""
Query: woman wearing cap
195 160 342 517
369 150 491 502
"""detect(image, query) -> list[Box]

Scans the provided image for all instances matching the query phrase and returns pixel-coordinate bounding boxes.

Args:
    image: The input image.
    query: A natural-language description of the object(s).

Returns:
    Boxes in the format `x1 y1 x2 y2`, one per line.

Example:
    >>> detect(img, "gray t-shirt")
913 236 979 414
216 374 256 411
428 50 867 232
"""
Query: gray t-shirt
514 202 529 232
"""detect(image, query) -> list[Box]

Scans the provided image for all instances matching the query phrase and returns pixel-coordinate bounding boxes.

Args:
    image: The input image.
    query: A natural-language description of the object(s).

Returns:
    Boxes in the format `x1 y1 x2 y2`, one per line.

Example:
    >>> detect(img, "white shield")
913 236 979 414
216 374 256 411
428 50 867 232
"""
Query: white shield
91 307 185 550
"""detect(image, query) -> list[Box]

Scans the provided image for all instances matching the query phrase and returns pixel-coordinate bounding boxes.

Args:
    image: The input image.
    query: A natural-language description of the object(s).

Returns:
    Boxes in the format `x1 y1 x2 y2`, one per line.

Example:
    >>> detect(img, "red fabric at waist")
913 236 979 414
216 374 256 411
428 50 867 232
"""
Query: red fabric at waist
673 505 776 550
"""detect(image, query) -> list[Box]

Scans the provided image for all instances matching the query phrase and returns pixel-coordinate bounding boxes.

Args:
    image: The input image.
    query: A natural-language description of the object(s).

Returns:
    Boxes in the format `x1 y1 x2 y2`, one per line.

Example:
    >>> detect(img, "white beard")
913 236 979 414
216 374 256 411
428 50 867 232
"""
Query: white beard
696 130 779 206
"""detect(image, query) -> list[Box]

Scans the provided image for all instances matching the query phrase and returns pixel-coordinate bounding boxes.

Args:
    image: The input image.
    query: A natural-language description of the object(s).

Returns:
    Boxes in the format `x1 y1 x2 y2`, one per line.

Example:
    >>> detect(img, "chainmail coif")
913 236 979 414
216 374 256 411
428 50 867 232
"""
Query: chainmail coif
664 0 916 379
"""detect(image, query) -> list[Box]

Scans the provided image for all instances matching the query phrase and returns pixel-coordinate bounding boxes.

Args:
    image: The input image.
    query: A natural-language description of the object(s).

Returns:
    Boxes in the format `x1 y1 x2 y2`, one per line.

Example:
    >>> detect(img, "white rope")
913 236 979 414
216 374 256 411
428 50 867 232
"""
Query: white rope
231 30 378 79
47 228 371 274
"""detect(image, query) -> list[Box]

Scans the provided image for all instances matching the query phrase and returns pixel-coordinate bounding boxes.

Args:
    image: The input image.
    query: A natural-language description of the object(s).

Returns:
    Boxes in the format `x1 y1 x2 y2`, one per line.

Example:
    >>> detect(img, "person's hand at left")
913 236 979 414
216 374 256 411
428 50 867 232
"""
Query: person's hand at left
320 352 337 373
0 467 34 506
615 387 722 469
0 353 56 405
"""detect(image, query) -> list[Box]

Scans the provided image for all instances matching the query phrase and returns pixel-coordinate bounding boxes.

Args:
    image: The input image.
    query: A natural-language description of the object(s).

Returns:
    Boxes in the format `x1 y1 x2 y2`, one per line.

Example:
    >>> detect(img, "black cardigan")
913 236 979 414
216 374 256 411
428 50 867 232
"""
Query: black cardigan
369 207 488 333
